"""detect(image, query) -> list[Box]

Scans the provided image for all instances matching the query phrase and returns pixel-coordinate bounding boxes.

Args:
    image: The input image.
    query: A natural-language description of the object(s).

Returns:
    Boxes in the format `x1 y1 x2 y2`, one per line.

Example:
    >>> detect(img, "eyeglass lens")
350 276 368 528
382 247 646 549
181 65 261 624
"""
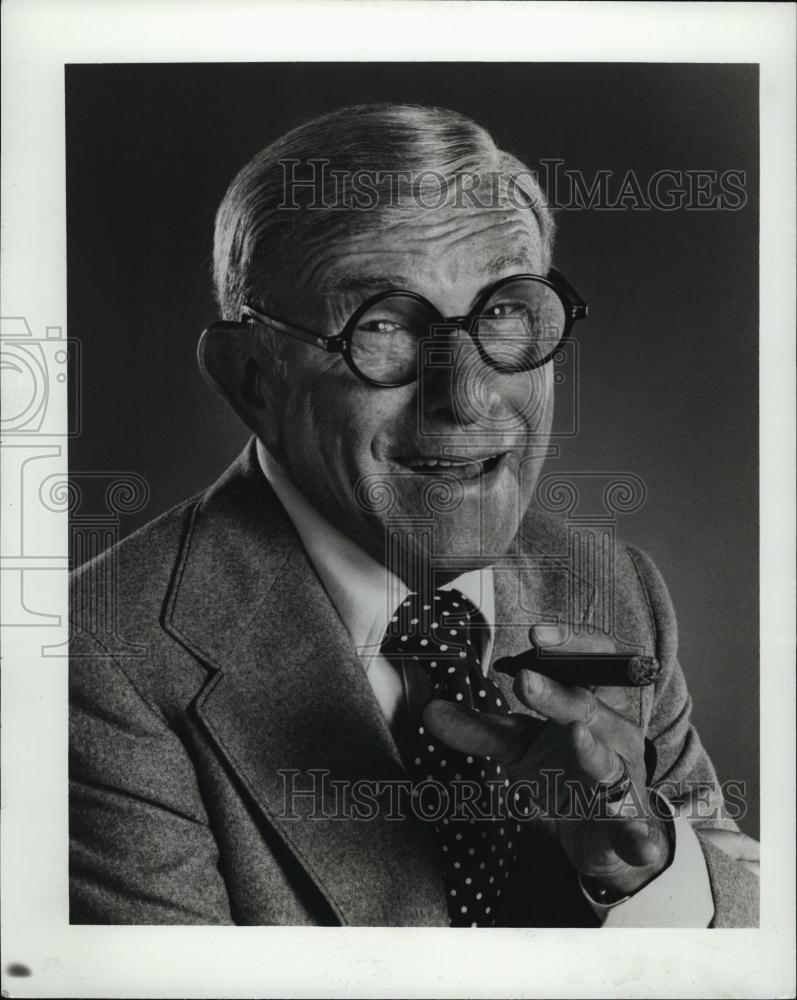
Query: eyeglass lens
348 278 567 384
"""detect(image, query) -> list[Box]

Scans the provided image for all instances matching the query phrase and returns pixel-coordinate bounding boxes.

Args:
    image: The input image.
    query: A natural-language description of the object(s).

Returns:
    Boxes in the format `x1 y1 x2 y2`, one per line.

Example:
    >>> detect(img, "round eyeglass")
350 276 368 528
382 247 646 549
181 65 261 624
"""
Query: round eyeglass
237 268 588 388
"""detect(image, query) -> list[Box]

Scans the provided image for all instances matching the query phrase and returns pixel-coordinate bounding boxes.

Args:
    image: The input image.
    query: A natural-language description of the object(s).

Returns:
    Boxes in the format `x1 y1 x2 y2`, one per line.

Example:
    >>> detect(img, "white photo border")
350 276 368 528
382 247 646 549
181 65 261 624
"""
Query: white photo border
1 2 795 997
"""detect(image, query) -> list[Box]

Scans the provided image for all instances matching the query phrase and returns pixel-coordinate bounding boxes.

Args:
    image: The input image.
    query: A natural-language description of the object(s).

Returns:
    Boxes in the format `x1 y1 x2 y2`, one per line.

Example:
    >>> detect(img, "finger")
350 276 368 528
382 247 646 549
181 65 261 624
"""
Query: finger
589 684 638 717
567 726 660 863
606 817 666 868
514 669 611 728
530 624 618 656
422 700 542 764
566 721 625 786
522 626 638 717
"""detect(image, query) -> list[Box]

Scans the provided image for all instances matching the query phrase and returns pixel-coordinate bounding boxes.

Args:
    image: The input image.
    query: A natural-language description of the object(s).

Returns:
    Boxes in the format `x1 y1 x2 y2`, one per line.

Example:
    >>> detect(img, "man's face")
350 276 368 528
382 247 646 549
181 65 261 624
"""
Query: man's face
260 203 554 578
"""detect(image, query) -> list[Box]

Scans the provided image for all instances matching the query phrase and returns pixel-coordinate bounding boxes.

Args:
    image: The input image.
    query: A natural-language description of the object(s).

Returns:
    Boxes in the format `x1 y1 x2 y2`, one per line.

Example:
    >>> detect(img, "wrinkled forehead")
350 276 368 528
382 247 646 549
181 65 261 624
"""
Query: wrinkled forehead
293 201 546 301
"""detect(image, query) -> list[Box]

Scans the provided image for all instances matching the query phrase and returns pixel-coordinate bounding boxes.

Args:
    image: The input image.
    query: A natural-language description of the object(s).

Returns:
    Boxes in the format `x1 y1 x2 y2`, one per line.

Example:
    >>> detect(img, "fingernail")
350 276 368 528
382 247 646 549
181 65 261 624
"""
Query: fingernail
523 669 544 697
529 624 562 646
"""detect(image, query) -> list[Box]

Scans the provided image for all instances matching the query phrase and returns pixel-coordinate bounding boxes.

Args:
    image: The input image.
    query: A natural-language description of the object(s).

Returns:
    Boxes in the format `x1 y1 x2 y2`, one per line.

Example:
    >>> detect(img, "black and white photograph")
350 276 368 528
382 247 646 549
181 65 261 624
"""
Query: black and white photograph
1 2 794 997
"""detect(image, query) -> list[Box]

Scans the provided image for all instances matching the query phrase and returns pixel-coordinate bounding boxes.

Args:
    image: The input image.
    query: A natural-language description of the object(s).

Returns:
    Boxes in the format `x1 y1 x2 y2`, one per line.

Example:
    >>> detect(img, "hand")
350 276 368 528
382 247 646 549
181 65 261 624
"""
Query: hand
423 625 672 897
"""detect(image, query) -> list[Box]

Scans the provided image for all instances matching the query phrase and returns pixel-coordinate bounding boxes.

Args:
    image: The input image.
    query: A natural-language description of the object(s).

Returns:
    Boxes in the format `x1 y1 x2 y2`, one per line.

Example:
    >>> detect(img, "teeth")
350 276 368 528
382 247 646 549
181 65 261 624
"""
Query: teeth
408 454 500 468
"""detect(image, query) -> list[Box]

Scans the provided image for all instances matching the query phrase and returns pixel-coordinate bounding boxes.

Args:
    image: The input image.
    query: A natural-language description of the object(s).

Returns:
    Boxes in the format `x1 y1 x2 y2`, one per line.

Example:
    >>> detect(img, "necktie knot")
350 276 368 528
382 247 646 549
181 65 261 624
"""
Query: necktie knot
380 588 482 672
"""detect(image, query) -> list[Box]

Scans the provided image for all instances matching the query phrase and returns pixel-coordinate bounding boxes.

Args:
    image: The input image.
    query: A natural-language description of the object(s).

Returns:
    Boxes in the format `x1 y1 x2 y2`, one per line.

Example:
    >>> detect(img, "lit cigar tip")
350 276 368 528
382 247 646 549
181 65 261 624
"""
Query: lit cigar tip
627 655 661 685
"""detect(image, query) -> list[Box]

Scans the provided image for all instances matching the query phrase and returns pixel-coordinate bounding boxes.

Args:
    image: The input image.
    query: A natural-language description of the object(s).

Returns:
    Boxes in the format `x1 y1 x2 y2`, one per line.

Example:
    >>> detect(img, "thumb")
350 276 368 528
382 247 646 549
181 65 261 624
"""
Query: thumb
422 700 541 765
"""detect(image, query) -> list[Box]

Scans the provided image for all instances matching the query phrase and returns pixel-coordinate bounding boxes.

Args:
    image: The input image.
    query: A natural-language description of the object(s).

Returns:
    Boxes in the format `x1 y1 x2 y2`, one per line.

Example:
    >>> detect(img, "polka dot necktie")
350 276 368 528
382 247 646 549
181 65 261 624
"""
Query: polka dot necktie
380 588 519 927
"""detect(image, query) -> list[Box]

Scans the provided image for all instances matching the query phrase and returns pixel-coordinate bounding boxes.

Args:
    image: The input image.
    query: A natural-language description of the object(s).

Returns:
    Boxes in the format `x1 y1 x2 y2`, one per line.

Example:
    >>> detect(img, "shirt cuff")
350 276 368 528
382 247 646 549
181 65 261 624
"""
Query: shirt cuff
580 789 715 927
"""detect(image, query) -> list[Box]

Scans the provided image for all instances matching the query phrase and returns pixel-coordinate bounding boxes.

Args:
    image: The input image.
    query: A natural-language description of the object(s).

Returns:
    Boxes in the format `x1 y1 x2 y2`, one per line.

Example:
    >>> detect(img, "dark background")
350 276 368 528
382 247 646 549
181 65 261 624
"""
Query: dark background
66 63 759 836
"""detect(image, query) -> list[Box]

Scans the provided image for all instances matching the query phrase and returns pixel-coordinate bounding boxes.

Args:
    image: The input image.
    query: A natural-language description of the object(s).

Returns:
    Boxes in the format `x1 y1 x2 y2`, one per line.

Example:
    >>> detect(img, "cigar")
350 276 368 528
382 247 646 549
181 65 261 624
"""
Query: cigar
493 647 661 687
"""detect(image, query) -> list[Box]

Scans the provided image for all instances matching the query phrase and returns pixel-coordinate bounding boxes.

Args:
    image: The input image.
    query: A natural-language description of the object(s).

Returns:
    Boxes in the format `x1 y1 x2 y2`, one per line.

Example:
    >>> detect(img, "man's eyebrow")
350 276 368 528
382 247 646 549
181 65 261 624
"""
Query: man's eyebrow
485 252 537 275
319 254 537 298
319 272 412 295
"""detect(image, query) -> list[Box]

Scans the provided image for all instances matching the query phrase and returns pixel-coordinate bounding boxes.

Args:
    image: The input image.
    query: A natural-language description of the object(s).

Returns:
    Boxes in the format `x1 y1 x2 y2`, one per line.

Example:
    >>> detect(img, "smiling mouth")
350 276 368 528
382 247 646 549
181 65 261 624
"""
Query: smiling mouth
397 453 506 480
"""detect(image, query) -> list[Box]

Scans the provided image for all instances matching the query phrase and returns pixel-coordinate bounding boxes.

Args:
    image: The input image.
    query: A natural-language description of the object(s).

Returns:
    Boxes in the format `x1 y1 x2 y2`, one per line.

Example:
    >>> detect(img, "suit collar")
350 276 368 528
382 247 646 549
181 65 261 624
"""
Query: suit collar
165 439 590 668
163 439 299 669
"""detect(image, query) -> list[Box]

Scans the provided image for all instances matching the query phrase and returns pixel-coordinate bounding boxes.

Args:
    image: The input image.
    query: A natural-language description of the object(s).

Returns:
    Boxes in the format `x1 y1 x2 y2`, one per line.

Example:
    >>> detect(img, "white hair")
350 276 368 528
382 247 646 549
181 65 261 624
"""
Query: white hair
213 102 555 321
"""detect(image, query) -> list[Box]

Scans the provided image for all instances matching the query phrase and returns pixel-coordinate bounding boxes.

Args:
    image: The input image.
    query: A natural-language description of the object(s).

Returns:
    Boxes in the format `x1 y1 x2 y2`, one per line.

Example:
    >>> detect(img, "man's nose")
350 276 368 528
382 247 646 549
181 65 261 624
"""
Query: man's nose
419 328 508 429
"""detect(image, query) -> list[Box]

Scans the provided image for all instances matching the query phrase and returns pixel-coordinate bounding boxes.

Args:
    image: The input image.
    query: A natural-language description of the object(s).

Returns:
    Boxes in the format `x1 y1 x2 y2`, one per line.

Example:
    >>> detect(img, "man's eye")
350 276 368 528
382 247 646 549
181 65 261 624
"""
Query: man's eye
357 318 405 334
485 301 528 319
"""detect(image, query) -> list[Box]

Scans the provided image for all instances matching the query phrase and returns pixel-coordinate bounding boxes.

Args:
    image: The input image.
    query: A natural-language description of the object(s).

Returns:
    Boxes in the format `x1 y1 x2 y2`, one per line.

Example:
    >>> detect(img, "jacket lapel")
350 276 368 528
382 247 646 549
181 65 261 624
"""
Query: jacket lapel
163 441 447 925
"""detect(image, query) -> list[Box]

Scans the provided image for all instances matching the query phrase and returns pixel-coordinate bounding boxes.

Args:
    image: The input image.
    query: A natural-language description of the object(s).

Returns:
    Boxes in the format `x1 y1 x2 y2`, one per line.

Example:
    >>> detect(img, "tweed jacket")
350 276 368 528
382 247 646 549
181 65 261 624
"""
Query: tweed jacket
69 440 759 926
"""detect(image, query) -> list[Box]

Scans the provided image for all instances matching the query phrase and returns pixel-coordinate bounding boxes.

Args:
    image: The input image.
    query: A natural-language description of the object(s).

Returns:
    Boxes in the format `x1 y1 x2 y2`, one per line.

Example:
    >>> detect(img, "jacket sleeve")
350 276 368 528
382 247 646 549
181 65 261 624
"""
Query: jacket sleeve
625 546 760 928
70 634 234 924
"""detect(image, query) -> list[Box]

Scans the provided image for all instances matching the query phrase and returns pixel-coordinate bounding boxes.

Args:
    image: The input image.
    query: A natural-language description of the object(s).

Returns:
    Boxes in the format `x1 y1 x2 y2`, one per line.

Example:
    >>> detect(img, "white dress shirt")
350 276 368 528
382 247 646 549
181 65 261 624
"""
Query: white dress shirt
257 441 714 927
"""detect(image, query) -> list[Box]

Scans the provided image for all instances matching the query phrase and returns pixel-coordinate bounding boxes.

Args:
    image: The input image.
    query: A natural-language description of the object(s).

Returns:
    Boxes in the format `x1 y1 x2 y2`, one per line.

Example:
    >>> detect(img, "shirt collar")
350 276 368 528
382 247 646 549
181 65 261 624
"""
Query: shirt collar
256 441 495 664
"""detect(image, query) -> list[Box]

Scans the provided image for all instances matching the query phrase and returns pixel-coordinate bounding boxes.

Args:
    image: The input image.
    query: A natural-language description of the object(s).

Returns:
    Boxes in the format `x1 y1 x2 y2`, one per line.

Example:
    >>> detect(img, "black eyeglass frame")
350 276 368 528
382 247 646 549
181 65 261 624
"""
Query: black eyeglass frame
239 267 588 388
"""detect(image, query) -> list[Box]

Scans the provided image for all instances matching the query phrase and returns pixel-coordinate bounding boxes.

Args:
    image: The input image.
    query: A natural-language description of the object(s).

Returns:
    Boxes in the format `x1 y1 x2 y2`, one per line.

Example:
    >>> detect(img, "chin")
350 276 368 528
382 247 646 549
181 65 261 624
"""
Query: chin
435 520 517 571
374 508 517 587
352 466 527 581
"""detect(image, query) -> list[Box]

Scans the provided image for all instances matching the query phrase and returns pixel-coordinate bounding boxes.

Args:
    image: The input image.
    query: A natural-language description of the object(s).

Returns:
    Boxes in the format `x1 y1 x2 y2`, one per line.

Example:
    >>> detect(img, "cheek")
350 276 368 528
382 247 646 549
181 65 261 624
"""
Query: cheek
536 366 555 432
493 365 554 435
283 365 401 484
523 368 555 461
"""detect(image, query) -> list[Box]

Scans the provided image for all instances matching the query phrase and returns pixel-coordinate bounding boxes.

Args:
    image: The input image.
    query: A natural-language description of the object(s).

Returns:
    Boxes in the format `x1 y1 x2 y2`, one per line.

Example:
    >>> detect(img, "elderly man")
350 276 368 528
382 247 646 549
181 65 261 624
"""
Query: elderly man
69 103 759 927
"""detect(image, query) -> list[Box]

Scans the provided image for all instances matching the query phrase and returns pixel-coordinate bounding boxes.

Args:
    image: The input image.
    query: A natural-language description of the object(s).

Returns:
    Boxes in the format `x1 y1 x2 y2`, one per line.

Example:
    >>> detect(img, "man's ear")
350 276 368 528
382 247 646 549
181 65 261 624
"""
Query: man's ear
197 322 276 438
